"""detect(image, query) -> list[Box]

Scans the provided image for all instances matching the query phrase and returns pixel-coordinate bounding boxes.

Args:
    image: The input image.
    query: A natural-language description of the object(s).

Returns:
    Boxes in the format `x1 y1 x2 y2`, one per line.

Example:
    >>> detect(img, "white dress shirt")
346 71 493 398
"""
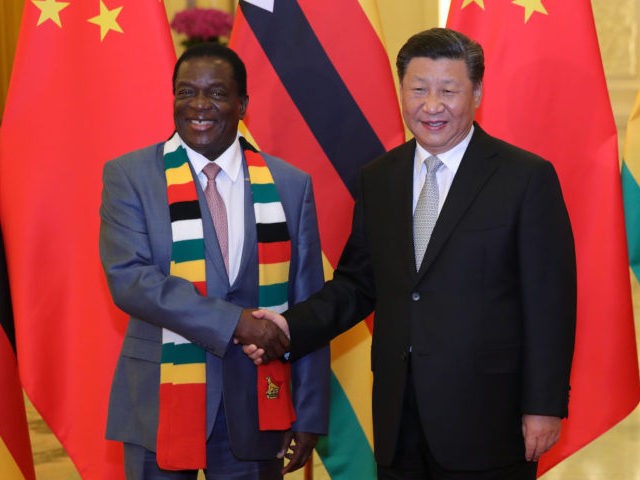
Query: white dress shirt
181 134 245 284
412 125 475 214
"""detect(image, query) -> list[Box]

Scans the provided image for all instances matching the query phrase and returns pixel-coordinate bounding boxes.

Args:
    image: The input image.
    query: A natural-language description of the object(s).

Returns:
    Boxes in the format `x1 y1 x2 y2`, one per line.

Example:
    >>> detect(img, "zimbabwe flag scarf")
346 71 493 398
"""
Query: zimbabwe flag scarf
157 133 295 470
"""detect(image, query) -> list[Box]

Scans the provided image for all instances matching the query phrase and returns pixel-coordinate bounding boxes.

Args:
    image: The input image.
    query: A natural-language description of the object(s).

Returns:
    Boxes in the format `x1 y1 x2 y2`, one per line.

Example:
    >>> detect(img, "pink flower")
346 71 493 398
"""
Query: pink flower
170 8 234 40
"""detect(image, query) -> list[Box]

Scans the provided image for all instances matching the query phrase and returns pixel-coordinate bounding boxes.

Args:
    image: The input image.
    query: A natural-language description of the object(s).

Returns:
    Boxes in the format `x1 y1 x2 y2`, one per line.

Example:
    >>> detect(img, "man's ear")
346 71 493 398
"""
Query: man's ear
473 83 482 107
239 95 249 119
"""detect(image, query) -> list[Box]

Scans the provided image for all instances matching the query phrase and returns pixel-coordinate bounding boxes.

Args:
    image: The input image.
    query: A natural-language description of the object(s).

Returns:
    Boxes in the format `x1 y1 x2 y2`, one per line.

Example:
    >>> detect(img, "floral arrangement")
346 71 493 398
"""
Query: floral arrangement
170 8 234 46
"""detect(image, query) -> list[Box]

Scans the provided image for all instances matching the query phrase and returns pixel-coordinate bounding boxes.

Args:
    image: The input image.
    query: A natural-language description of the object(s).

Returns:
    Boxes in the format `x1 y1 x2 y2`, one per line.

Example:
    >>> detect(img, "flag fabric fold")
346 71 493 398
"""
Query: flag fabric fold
0 1 176 478
229 0 405 477
447 0 640 475
0 229 34 480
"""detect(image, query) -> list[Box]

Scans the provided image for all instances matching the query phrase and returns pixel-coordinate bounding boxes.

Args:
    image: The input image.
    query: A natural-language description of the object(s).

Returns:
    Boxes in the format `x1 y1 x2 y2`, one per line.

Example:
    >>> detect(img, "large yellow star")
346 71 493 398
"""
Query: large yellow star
32 0 70 28
461 0 485 9
512 0 548 23
88 0 124 41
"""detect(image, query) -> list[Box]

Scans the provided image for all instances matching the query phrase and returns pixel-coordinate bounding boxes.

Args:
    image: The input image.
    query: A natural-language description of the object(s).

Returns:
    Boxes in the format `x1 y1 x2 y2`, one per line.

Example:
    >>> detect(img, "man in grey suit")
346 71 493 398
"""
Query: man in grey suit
99 43 329 480
248 28 576 480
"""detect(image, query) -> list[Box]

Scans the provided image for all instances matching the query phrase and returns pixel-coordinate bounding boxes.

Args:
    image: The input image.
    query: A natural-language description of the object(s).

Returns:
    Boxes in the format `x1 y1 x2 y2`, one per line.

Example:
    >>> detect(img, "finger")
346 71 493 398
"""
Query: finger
248 348 264 361
242 344 259 355
282 445 310 474
251 309 265 319
524 437 537 462
278 431 293 459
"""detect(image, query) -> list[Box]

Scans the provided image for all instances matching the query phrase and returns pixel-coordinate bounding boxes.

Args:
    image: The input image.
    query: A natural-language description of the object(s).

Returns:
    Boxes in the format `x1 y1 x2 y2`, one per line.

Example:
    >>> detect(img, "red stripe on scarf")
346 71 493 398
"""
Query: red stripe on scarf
167 182 199 204
259 240 292 264
157 383 206 469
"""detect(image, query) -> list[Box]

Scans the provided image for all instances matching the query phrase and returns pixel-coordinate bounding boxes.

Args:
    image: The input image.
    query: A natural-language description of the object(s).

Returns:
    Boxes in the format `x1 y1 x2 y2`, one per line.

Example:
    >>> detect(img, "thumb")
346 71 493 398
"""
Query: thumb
278 430 293 459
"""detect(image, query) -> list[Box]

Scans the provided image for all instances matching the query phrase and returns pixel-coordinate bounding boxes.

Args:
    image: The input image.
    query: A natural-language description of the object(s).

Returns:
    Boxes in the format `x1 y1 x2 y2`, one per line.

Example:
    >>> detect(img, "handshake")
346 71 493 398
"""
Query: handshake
234 308 290 364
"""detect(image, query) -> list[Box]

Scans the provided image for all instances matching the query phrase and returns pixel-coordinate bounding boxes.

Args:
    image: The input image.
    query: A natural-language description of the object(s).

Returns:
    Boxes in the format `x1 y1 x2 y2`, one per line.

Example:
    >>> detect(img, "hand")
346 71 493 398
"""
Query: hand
242 309 291 365
521 414 562 462
254 308 290 338
234 308 289 361
278 430 319 474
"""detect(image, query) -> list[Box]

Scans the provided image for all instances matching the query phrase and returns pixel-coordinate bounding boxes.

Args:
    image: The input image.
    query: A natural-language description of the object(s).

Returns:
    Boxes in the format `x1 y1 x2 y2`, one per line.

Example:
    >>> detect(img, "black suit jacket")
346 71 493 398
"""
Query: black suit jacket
286 125 576 470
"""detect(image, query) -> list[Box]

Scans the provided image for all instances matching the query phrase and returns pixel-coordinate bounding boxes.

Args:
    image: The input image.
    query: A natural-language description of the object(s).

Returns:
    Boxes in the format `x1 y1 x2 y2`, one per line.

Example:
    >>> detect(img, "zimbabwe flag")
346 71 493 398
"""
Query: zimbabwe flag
230 1 405 477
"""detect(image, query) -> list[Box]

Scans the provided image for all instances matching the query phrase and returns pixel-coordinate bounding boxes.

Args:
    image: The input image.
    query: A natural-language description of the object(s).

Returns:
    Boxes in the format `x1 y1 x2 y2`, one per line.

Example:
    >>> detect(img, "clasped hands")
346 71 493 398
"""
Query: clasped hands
234 308 289 364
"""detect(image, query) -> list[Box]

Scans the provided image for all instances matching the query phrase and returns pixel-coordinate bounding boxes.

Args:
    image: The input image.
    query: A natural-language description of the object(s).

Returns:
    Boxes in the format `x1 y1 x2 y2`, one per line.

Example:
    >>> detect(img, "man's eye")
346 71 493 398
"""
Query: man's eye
176 88 193 98
210 90 226 99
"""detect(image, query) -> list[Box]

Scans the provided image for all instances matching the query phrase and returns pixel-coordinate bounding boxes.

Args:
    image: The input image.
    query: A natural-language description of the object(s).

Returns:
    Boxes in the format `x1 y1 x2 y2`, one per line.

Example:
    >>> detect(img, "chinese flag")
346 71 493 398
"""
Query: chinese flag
229 1 404 477
447 0 640 475
0 1 176 478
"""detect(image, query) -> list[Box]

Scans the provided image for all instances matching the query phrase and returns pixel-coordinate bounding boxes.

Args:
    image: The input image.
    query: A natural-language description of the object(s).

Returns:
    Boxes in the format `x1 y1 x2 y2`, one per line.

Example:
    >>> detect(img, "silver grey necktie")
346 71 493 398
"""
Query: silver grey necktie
203 162 229 274
413 155 443 269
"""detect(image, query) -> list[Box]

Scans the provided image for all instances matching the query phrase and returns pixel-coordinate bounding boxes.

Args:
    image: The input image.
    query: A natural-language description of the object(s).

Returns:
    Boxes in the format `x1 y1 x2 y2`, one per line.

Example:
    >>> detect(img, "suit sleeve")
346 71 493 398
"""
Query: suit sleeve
99 157 241 357
288 174 331 434
518 161 576 417
286 173 376 360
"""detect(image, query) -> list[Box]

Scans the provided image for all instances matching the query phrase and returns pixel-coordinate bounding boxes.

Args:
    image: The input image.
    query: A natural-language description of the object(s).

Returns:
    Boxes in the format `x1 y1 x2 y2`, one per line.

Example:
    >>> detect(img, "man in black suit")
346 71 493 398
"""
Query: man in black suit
247 28 576 479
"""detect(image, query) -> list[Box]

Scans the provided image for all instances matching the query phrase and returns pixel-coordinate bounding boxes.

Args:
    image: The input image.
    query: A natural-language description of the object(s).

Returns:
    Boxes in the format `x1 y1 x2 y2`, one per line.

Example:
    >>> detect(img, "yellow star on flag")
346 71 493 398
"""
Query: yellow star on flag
32 0 70 28
462 0 485 9
88 0 124 41
512 0 548 23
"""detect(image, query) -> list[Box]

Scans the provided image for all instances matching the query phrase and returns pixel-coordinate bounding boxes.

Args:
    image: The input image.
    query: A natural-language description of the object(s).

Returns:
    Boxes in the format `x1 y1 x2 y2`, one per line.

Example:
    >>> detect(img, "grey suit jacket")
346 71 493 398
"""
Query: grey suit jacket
99 138 329 460
286 125 576 469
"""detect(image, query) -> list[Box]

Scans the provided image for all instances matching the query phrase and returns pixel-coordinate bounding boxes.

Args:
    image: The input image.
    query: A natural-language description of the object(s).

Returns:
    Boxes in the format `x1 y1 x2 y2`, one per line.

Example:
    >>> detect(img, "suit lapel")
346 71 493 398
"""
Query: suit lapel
417 127 500 279
387 140 422 278
233 157 257 289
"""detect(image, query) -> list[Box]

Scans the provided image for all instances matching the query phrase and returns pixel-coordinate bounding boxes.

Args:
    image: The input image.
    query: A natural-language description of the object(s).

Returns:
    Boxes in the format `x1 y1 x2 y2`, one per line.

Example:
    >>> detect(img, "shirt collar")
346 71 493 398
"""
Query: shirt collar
414 125 474 177
179 132 243 182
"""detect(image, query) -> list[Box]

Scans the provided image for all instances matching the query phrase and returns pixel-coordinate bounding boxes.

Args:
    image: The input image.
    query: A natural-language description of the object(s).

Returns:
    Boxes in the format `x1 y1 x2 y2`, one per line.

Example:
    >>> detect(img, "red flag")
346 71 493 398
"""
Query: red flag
0 229 34 480
0 1 176 478
447 0 640 475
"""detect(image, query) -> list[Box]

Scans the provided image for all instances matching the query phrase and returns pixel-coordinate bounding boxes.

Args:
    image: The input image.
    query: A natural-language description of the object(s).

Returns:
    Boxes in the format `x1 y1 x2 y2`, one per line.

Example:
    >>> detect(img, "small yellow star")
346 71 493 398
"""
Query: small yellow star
88 0 124 41
512 0 548 23
461 0 485 9
32 0 70 28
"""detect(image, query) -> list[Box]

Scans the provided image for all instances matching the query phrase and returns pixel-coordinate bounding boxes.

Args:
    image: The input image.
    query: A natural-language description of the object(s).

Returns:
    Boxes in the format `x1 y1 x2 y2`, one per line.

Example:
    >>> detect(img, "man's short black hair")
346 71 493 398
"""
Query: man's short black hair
172 42 248 97
396 28 484 87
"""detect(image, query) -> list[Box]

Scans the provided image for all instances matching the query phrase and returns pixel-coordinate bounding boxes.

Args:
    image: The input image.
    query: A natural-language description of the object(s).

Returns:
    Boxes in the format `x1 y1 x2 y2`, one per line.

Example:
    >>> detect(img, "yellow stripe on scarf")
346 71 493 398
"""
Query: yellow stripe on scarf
259 261 290 285
247 165 274 184
166 162 194 185
160 363 207 384
170 259 206 283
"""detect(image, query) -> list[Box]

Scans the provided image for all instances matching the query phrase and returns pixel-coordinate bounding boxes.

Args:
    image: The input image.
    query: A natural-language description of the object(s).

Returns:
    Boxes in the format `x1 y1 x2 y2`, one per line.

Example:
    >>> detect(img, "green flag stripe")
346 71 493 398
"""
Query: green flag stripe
164 147 188 169
622 160 640 279
161 342 206 364
316 372 376 479
172 239 205 263
251 183 281 203
259 282 288 307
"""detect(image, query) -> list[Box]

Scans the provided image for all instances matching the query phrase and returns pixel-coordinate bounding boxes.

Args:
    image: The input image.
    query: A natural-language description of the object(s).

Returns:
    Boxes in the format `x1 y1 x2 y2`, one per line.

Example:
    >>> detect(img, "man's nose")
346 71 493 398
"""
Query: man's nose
422 93 443 113
191 91 213 109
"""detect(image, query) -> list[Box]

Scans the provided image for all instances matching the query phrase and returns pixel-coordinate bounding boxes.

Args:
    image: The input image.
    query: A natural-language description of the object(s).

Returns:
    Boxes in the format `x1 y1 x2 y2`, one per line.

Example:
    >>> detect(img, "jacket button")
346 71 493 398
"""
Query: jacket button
411 292 420 301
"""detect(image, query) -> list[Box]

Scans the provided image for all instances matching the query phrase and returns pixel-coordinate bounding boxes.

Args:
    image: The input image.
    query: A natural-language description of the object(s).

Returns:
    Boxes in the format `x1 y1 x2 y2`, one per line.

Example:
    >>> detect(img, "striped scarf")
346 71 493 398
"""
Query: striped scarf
157 133 294 470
